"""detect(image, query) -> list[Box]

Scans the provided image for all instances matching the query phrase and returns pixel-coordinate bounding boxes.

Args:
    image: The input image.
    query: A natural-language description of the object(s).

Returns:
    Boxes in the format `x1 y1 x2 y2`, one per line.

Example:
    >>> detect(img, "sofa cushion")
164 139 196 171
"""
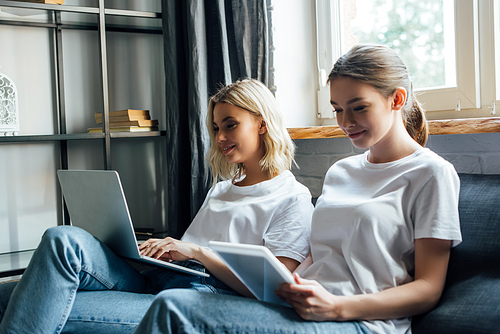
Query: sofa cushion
413 174 500 334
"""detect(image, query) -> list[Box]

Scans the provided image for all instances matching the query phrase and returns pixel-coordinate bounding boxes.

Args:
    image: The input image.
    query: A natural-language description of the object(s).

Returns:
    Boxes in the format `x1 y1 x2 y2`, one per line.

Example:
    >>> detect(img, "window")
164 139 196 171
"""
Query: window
344 0 456 91
316 0 496 120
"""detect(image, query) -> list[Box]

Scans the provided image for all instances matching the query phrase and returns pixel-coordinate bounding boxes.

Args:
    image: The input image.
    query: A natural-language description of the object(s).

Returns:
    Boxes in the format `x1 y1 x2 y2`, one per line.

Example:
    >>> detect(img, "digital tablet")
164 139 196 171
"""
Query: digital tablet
209 241 294 307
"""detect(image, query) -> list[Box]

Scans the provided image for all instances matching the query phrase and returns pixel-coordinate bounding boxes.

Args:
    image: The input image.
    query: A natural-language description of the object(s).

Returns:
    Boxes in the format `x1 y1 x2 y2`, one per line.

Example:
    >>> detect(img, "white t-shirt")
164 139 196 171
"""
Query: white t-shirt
182 170 313 262
300 148 462 334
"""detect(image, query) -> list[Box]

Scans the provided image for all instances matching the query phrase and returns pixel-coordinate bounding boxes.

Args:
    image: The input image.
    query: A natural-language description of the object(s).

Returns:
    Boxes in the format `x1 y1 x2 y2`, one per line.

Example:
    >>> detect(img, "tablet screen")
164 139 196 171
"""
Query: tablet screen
210 242 294 307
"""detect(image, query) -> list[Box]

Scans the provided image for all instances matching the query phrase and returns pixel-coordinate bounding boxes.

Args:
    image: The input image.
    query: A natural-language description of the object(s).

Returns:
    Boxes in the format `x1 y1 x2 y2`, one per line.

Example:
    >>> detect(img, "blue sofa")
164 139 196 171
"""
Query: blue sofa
412 173 500 334
60 173 500 333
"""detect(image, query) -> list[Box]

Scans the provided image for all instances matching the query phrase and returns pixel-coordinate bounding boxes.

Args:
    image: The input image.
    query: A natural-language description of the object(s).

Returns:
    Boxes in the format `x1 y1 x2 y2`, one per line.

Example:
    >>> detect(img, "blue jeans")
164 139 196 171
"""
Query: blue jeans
135 289 372 334
0 226 237 334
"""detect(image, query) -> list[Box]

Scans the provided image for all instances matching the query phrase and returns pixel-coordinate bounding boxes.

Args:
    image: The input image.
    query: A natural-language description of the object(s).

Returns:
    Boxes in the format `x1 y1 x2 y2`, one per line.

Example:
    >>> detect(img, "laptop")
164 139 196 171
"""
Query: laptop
57 169 209 277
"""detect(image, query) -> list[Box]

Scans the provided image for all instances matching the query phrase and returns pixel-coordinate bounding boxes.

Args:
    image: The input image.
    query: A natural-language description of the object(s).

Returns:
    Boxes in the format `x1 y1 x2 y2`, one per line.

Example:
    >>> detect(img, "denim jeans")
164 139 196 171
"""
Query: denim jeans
0 226 237 334
135 289 372 334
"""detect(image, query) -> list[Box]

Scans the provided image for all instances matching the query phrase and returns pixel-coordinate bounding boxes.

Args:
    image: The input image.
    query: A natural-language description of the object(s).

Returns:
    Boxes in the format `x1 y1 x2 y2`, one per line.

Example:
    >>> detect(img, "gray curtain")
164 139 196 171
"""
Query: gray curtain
162 0 269 238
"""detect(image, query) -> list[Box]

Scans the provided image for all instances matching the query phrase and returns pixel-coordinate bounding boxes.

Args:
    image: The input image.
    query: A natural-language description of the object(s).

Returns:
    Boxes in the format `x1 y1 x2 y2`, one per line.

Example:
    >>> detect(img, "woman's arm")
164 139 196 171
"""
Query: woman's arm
276 238 451 321
293 253 313 275
276 257 300 272
139 238 300 297
139 237 254 296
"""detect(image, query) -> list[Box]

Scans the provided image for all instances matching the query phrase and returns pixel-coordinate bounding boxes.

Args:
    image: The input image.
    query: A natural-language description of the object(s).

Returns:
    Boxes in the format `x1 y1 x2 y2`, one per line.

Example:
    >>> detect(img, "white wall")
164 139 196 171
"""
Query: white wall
0 1 165 253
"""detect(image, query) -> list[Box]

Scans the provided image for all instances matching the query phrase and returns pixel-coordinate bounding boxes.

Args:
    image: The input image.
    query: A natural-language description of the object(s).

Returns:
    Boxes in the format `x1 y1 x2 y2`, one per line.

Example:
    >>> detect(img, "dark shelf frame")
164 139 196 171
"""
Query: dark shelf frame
0 0 163 277
0 1 162 17
0 0 163 166
0 131 167 143
0 19 163 33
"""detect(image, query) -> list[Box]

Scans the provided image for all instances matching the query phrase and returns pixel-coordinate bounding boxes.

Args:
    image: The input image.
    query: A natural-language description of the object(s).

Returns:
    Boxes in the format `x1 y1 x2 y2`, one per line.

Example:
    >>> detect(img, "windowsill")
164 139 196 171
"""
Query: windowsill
288 117 500 139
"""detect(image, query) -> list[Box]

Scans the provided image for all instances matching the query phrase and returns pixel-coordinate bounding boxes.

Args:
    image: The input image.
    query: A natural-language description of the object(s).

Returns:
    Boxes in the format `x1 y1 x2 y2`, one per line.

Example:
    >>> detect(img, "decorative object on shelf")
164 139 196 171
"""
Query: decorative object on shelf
0 67 19 136
89 109 159 133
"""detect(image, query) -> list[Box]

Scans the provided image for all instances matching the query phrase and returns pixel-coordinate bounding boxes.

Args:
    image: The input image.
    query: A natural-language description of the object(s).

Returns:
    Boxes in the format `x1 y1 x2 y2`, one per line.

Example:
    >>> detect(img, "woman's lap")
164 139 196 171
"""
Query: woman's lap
136 289 371 334
62 290 156 334
60 270 239 334
144 264 240 296
5 226 347 333
0 227 223 333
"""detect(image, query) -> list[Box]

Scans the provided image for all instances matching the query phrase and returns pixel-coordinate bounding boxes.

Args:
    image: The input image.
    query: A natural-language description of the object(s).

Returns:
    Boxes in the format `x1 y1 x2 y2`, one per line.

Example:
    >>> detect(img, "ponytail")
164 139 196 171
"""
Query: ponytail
403 87 428 146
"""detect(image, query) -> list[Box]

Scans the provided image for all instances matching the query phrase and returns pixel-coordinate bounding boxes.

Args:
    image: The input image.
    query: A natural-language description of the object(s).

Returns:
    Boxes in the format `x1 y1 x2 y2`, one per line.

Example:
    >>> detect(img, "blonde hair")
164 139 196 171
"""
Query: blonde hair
328 44 428 146
206 79 295 186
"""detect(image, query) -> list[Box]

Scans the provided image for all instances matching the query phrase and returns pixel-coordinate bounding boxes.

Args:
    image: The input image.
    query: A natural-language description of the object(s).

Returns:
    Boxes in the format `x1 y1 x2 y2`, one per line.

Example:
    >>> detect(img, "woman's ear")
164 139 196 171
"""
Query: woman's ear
392 88 407 111
258 120 267 135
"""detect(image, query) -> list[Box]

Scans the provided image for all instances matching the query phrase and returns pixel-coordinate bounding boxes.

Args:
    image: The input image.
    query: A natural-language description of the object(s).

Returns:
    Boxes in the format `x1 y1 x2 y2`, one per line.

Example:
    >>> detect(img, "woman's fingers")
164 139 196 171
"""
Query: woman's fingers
139 238 175 258
140 237 198 262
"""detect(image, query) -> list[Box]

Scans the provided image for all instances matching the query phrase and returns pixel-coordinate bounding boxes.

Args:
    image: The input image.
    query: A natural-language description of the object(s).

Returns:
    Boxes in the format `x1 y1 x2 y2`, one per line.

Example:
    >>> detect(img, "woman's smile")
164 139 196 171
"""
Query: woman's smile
346 130 366 140
212 102 265 167
330 77 396 150
222 144 236 155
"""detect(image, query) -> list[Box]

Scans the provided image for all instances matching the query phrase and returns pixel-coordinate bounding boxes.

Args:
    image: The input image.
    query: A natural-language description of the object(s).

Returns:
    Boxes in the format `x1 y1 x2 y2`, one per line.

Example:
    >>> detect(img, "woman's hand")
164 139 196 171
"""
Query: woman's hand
138 237 201 262
277 238 452 322
276 273 342 321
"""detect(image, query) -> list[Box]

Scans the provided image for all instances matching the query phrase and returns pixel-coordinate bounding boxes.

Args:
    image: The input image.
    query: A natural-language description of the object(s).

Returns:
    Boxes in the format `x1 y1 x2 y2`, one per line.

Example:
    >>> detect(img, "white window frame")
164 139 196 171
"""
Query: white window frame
315 0 340 119
315 0 488 118
494 0 500 102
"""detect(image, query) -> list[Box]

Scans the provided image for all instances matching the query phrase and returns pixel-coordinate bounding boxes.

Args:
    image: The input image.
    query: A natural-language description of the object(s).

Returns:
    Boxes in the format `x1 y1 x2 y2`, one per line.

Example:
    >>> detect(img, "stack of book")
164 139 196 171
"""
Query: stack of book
88 109 159 133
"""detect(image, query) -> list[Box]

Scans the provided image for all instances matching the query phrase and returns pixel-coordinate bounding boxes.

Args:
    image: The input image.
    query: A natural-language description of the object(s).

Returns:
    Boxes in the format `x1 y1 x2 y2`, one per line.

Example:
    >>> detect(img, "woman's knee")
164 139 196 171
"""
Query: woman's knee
155 289 187 304
43 225 82 238
37 226 99 260
136 290 192 334
152 289 200 314
42 225 92 246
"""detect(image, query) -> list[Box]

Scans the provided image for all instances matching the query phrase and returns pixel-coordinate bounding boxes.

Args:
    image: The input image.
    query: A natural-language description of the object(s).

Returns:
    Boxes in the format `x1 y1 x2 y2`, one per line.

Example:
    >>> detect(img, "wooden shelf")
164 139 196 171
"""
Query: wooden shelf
288 117 500 140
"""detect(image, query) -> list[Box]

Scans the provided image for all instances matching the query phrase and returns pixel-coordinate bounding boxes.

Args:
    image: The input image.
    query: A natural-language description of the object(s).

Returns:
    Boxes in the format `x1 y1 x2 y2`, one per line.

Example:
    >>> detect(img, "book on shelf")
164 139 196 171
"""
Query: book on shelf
91 109 159 133
95 115 152 123
95 109 150 119
102 119 159 127
87 126 159 133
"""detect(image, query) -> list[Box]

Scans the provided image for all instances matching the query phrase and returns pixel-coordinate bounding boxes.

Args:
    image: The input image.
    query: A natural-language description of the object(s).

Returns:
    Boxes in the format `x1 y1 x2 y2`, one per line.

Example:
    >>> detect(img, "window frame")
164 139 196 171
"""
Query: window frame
315 0 495 119
494 0 500 102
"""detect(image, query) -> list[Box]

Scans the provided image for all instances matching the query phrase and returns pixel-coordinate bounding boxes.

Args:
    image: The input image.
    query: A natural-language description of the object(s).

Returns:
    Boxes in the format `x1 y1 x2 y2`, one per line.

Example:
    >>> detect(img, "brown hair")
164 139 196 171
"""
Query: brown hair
328 44 428 146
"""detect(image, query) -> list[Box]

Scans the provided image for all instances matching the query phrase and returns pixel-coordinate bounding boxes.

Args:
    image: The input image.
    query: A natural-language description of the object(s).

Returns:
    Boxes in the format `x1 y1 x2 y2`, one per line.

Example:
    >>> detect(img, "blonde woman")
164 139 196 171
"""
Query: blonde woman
0 79 313 334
